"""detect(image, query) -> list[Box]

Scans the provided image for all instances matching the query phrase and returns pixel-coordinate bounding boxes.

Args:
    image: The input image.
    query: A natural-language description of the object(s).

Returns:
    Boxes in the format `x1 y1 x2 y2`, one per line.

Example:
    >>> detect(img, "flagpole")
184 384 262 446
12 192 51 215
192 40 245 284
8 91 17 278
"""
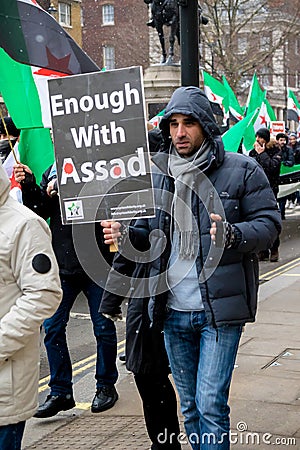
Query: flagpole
179 0 199 87
0 109 19 164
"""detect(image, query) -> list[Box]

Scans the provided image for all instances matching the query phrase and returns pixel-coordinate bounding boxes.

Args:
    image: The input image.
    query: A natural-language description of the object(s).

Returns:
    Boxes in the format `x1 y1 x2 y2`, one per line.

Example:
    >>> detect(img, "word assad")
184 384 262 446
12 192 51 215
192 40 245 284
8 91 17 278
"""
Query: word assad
60 147 147 185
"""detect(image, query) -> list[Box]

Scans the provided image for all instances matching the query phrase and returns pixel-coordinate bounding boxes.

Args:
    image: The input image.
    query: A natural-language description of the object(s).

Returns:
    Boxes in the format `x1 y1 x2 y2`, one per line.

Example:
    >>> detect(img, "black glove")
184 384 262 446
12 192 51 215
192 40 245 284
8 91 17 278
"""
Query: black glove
214 221 237 249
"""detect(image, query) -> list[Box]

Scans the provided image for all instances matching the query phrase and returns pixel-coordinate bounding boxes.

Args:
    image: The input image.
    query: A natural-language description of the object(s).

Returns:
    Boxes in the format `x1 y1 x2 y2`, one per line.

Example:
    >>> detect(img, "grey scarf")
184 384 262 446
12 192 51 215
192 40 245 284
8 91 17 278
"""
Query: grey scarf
168 139 211 258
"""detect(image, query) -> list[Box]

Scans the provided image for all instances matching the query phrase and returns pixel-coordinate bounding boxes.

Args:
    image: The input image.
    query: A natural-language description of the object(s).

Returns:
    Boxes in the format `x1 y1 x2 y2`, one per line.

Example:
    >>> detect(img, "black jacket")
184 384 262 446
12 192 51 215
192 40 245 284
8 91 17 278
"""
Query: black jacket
249 141 282 195
101 87 281 322
291 142 300 165
21 165 113 279
101 87 281 372
280 144 294 167
102 252 170 375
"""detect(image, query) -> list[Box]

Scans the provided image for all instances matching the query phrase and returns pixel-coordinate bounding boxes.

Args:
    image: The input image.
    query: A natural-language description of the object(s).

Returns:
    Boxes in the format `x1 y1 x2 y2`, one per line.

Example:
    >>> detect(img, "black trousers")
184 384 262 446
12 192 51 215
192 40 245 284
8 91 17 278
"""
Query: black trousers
134 373 182 450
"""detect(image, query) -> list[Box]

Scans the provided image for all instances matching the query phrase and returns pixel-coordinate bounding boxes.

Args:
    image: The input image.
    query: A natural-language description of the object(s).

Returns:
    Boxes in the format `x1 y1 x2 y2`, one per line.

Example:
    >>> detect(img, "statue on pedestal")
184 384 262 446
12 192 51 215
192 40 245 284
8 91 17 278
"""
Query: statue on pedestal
144 0 180 65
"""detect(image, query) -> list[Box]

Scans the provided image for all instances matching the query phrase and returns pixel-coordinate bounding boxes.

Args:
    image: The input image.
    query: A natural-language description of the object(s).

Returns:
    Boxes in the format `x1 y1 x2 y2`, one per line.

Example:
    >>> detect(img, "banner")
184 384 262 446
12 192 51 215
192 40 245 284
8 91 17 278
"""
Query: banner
48 66 155 224
0 0 99 75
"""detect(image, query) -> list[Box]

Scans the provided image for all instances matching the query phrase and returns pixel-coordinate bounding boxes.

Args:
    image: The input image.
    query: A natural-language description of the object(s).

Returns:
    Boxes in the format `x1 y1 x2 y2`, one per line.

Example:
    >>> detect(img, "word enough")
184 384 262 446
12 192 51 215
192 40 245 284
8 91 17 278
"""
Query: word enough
51 82 141 116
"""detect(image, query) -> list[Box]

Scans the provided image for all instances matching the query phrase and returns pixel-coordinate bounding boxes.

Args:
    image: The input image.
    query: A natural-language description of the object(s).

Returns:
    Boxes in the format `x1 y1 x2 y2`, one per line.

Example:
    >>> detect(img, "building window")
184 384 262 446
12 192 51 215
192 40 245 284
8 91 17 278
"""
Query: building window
260 35 271 52
295 38 300 56
297 72 300 89
237 36 247 54
260 67 271 88
102 5 114 25
59 3 71 26
103 46 115 69
80 7 84 27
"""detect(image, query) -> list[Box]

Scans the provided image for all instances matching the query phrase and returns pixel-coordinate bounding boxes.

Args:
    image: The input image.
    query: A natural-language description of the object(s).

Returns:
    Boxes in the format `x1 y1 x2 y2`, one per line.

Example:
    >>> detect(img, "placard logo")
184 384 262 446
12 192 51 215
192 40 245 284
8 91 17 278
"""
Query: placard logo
64 200 84 220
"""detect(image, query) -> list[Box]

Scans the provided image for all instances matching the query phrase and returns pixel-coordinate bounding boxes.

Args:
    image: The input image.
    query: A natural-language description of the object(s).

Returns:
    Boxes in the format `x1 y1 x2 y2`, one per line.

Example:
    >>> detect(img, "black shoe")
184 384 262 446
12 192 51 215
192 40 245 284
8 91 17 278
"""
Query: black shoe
34 394 75 418
91 386 118 413
270 250 279 262
258 250 269 262
119 353 126 363
147 19 155 27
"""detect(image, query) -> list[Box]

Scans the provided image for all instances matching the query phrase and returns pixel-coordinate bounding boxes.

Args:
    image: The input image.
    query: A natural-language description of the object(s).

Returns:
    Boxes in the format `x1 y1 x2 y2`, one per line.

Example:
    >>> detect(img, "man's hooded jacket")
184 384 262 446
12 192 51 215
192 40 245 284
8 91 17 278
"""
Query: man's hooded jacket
100 87 281 369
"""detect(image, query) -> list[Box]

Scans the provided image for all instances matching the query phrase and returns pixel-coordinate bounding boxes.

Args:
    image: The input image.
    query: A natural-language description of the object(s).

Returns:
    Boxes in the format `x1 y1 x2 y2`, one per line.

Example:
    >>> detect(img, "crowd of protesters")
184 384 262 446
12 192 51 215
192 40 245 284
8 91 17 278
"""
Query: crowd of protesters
3 90 299 449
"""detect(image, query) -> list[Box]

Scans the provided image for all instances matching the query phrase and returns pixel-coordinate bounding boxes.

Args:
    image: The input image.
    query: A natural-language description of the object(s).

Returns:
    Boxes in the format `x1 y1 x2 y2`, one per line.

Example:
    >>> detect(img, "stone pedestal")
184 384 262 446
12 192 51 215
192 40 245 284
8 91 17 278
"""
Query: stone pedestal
143 64 181 118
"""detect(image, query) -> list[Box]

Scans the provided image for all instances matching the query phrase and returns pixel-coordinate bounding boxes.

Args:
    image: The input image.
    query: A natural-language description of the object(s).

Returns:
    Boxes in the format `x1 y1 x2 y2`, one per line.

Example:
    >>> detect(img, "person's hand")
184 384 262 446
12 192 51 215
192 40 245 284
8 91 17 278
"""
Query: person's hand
254 141 265 154
13 163 32 183
210 213 237 249
100 220 122 245
46 178 58 197
210 213 223 244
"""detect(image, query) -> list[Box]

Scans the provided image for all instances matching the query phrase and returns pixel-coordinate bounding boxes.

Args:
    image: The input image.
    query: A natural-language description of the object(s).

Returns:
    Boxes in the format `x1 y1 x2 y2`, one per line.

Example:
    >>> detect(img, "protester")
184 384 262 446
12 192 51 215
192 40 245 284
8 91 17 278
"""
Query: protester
100 127 181 450
0 162 62 449
249 128 282 261
0 116 20 164
101 86 281 450
276 132 295 220
289 132 300 165
286 132 300 206
0 116 22 202
13 161 118 418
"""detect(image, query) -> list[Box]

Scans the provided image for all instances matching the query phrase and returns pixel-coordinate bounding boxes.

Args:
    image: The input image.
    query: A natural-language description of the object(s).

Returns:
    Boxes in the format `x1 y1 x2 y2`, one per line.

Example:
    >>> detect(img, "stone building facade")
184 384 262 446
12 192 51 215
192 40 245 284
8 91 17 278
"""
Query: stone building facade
82 0 150 71
38 0 83 46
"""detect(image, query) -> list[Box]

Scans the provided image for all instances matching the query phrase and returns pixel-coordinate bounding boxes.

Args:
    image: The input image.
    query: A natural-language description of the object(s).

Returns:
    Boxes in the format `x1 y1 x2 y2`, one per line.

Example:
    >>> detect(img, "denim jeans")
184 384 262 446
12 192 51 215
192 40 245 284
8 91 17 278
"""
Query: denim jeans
164 310 242 450
44 273 118 396
0 421 25 450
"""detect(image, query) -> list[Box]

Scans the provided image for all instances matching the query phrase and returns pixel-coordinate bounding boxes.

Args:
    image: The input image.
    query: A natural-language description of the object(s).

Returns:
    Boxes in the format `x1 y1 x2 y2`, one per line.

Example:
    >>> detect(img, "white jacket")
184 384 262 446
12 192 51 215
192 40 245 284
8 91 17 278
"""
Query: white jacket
0 163 62 426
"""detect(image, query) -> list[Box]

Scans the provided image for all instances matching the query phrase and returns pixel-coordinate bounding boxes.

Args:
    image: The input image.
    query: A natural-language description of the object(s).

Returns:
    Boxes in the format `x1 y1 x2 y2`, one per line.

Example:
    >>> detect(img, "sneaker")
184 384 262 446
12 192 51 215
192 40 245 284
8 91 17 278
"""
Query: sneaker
34 394 75 418
91 386 118 413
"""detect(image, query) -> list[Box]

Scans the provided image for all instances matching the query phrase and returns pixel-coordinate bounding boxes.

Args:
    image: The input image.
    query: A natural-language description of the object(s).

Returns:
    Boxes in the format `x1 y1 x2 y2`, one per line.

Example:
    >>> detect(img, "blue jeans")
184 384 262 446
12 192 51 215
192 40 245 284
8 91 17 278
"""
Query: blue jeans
164 310 242 450
44 273 118 396
0 422 25 450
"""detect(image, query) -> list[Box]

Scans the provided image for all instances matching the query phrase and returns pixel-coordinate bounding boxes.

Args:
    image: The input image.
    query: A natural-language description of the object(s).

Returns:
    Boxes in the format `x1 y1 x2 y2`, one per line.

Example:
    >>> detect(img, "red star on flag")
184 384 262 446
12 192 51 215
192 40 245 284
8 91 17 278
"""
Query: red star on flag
259 115 267 125
46 47 72 74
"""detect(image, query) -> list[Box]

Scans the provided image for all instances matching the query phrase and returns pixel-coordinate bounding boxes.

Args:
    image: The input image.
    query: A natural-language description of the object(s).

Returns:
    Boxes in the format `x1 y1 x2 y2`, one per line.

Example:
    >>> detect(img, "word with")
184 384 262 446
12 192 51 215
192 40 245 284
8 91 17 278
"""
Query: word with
70 121 125 149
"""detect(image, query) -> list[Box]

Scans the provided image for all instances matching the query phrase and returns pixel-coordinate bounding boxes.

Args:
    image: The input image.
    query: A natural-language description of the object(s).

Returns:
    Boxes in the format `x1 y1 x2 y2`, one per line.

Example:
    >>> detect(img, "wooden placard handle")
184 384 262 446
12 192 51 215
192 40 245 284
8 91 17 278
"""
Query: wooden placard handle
109 242 118 253
109 221 118 252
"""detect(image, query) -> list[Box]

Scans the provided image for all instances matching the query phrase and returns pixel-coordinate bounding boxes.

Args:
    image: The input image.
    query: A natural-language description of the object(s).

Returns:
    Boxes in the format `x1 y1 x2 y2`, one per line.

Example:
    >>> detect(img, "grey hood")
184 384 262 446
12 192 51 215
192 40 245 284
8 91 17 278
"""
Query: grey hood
159 86 220 141
0 162 10 207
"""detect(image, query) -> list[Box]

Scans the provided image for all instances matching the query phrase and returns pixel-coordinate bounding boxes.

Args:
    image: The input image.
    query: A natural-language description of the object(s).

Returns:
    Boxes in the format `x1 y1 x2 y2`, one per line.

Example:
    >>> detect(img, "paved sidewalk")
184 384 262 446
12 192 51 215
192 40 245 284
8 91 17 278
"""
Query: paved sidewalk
23 261 300 450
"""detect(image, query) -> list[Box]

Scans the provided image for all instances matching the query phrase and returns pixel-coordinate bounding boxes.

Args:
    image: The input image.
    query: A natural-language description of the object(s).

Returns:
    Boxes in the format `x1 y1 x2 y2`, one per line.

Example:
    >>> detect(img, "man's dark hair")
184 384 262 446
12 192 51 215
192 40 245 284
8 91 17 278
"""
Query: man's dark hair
276 133 288 143
0 117 20 137
256 128 270 143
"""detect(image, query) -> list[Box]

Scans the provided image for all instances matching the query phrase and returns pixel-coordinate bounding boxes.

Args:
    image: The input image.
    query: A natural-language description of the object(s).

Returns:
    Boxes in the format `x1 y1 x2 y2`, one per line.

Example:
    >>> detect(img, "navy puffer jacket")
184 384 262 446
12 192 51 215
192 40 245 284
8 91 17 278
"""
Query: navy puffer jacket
103 87 281 330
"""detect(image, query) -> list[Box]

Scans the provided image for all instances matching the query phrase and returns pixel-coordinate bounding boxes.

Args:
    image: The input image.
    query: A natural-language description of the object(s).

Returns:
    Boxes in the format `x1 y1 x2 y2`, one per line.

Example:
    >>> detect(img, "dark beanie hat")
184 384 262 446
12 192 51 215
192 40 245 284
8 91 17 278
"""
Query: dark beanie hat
276 132 288 143
0 117 20 137
256 127 270 143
